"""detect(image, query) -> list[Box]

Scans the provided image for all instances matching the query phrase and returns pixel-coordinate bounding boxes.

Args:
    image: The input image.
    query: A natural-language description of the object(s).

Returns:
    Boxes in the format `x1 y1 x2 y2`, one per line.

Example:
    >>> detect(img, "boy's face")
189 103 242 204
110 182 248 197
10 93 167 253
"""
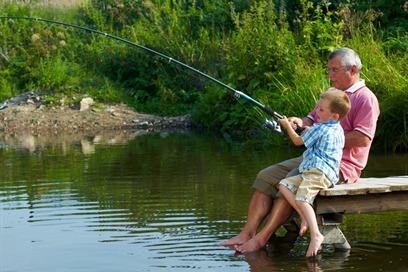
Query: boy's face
317 98 338 123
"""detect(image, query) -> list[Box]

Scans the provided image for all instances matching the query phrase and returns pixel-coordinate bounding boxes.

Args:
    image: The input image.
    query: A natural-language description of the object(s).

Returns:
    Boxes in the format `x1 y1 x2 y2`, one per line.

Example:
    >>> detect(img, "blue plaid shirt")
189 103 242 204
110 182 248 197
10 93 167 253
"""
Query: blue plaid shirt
299 120 345 183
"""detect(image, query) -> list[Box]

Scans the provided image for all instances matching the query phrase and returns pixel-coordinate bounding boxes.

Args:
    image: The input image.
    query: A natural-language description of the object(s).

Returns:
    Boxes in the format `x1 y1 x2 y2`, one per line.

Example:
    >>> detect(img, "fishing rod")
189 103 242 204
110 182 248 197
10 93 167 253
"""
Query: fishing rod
0 16 301 134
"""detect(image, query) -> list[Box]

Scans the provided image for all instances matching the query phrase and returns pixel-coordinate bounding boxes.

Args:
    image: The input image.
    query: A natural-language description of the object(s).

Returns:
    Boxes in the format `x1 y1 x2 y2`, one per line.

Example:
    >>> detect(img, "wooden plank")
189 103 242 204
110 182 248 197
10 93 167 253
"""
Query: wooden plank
363 180 408 191
314 176 408 251
319 183 389 196
315 191 408 214
319 176 408 196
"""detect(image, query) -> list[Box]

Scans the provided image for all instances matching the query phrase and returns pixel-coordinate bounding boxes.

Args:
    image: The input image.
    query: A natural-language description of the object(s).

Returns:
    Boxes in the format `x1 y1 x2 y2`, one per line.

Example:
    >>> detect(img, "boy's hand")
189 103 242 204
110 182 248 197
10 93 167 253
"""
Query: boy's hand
279 116 291 130
279 116 305 146
287 117 303 131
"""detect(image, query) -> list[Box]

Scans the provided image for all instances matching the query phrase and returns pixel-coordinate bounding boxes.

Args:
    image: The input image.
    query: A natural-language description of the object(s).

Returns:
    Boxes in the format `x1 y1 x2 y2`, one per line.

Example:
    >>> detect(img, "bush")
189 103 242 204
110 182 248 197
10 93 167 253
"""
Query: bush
0 0 407 151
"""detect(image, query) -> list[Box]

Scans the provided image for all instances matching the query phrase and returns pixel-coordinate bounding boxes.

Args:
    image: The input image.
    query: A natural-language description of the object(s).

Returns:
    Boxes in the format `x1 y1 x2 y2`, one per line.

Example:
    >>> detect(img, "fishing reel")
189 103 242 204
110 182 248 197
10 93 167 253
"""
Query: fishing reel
263 117 284 136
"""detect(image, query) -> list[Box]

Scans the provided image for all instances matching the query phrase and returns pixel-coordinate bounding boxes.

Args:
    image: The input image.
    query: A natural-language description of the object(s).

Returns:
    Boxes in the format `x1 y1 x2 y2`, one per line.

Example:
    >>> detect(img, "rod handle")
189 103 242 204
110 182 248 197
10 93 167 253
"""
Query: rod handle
295 125 304 134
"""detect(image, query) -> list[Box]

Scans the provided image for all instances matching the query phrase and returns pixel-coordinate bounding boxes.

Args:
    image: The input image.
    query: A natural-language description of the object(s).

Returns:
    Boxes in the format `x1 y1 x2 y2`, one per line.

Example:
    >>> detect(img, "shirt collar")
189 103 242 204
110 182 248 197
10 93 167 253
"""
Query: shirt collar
316 120 339 126
345 80 365 93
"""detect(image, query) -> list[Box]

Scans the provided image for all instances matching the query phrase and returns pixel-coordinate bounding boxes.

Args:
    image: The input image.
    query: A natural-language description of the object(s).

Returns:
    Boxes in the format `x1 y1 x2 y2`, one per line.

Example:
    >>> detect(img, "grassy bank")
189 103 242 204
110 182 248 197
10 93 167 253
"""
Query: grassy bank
0 0 407 151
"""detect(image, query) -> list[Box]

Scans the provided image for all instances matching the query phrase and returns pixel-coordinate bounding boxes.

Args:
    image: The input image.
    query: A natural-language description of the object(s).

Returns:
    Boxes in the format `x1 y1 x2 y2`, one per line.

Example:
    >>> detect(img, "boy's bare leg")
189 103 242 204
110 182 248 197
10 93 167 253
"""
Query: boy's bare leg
297 201 324 257
278 184 308 236
234 197 294 253
218 189 273 246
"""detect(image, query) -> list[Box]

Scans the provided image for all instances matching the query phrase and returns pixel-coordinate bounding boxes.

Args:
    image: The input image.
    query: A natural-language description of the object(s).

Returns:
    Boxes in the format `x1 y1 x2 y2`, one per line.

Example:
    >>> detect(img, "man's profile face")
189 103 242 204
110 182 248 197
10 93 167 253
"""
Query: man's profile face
327 56 354 91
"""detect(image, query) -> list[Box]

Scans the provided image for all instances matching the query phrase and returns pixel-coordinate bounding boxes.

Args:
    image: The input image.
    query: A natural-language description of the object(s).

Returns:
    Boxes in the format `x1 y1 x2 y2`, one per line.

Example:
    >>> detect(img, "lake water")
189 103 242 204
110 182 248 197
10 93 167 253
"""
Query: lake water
1 129 408 272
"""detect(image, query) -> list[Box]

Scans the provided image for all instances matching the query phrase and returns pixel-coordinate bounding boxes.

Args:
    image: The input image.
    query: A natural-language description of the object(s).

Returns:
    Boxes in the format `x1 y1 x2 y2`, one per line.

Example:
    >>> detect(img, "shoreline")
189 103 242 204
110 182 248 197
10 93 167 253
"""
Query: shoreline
0 92 192 135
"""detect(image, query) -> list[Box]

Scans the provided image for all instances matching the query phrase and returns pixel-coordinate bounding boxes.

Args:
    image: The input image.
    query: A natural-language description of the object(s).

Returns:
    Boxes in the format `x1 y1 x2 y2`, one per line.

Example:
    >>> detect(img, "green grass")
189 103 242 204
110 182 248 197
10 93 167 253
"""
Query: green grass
0 0 407 151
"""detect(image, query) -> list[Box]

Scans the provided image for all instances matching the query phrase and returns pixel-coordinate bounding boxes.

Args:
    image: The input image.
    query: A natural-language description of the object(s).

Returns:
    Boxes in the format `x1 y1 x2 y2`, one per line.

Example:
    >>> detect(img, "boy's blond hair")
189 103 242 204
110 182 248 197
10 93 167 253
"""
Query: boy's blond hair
320 89 351 120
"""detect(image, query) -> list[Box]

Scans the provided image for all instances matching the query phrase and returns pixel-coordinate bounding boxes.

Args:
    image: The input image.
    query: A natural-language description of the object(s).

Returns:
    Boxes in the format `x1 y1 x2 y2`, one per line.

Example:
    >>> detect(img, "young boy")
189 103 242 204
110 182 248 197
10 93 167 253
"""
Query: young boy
278 89 351 257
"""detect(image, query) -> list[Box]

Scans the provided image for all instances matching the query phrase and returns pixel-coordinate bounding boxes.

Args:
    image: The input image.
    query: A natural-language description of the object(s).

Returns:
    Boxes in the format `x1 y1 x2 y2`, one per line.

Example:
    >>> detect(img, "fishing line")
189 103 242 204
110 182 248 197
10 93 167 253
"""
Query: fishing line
0 16 295 134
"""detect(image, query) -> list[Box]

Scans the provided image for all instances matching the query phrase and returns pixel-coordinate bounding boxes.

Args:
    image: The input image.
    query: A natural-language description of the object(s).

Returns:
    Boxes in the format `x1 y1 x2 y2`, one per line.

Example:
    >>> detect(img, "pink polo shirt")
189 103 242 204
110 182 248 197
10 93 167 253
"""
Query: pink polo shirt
307 81 380 183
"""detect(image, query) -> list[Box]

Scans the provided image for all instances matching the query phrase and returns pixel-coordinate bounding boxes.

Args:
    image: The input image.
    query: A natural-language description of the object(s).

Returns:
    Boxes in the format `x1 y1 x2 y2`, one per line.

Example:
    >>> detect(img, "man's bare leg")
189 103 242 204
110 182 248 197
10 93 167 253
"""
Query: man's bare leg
234 197 294 253
218 190 273 246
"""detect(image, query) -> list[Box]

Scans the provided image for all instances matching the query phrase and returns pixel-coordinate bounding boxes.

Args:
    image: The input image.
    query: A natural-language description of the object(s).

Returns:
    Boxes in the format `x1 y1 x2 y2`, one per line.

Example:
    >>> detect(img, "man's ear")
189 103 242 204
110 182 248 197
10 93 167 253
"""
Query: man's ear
350 65 358 76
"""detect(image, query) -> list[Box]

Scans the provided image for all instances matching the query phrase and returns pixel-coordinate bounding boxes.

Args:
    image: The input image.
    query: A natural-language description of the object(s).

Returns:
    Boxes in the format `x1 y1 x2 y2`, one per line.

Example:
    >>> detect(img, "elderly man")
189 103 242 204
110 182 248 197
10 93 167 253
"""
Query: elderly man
219 47 380 253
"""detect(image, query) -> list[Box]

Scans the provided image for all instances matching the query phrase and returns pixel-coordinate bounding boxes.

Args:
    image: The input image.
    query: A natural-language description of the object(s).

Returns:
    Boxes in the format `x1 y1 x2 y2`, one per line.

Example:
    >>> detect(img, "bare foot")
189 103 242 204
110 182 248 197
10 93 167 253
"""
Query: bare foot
306 233 324 257
299 219 308 236
234 237 265 253
218 232 252 246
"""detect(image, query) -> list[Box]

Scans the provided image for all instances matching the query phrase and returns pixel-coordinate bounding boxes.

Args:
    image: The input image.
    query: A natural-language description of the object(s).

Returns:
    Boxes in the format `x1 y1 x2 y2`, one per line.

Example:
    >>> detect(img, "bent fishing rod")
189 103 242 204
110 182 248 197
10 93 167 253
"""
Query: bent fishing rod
0 16 301 134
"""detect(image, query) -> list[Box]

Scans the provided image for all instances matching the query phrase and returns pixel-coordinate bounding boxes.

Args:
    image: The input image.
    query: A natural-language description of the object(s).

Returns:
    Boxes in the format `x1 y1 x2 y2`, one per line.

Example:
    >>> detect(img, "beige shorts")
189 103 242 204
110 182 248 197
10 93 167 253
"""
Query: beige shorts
279 168 333 205
252 156 303 197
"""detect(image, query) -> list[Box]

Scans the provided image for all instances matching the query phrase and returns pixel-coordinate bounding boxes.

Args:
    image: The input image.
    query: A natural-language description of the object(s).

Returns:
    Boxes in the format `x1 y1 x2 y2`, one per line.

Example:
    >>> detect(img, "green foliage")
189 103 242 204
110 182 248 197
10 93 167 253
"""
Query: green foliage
86 0 143 29
378 92 408 152
34 54 80 91
85 77 124 103
348 0 408 36
0 77 14 102
292 0 345 53
226 1 293 90
0 0 407 151
42 96 59 105
342 36 408 152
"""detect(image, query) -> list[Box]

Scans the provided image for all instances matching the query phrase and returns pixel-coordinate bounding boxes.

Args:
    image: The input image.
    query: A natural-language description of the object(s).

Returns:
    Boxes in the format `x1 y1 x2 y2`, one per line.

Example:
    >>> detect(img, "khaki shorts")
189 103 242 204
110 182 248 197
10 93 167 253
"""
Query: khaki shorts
252 156 303 197
279 168 332 205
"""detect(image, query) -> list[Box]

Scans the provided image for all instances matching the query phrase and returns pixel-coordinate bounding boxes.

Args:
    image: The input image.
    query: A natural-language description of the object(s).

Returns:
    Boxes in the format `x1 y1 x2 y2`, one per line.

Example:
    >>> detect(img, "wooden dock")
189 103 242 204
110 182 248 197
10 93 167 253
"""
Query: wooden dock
315 175 408 250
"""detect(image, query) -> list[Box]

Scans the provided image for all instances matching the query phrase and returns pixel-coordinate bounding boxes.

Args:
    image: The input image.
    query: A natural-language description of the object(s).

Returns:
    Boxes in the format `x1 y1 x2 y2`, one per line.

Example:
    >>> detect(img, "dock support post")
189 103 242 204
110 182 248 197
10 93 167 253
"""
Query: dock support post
318 213 351 251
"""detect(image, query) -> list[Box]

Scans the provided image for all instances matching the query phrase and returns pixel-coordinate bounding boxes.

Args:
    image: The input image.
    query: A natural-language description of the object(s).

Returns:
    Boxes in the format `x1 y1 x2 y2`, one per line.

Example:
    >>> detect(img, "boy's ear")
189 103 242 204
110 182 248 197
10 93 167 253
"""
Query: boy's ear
333 113 340 120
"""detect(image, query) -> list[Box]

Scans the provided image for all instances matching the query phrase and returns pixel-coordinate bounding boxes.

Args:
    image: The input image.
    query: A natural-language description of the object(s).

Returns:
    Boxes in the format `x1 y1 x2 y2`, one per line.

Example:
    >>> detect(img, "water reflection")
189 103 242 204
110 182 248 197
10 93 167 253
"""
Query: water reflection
0 130 155 154
1 130 408 272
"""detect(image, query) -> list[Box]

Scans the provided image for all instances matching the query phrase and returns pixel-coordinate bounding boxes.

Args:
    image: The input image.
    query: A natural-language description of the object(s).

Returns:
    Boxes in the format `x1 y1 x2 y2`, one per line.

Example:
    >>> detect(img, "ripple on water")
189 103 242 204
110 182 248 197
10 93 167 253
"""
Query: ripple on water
1 183 247 271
